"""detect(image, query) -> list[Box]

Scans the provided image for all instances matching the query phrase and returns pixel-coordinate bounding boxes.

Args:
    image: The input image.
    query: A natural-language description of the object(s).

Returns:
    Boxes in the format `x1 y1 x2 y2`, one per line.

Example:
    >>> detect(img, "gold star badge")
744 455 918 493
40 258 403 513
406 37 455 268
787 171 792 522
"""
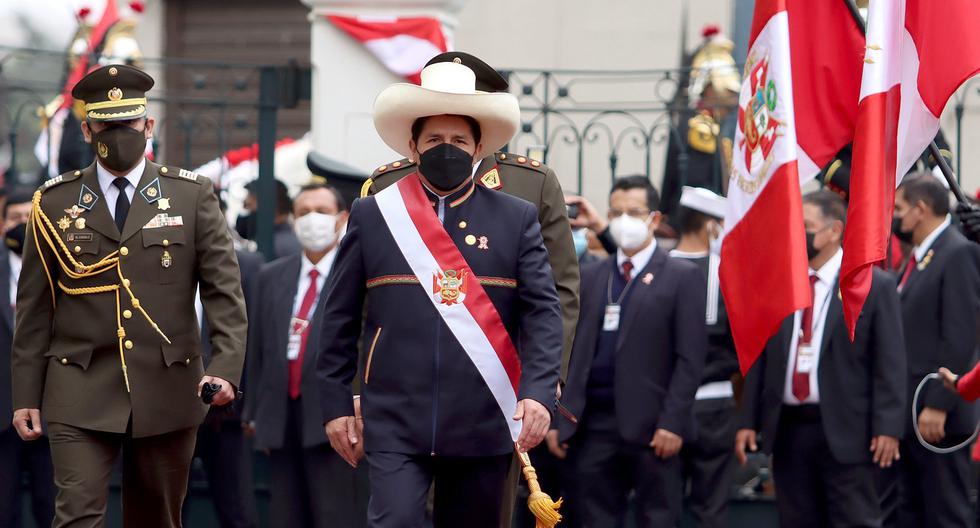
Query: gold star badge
57 216 71 231
157 198 171 211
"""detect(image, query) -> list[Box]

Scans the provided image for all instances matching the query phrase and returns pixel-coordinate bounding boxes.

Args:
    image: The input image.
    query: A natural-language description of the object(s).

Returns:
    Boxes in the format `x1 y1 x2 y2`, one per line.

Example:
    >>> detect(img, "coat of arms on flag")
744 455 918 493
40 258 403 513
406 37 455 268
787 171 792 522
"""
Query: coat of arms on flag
432 269 468 305
735 51 782 194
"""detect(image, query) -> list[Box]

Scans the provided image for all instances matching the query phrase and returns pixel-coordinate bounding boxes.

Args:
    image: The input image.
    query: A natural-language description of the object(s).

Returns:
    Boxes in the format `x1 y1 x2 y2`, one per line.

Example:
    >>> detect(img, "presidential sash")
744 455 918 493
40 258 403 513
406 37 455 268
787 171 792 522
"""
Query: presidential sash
374 174 522 441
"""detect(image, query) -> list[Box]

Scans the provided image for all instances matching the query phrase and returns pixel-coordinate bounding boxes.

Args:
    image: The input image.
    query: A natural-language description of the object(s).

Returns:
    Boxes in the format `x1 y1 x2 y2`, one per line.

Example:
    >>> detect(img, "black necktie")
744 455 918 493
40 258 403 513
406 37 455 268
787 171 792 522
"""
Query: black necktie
112 178 130 233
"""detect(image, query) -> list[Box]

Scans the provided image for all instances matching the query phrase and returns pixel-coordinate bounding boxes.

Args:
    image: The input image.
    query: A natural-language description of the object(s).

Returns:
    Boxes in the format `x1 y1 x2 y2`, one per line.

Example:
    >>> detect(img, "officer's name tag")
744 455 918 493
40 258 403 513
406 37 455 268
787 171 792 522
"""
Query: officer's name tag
795 345 815 373
603 304 621 332
287 317 309 360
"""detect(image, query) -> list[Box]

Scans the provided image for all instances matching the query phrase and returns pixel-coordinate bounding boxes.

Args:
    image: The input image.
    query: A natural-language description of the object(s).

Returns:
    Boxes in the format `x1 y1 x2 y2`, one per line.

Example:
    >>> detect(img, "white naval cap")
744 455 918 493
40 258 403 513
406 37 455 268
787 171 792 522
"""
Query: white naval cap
679 186 727 219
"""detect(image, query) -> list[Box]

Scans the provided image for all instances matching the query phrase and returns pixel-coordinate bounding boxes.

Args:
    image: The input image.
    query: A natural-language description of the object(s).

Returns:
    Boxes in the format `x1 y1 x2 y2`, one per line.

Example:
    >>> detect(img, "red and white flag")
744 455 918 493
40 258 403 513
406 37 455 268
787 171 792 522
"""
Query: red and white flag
327 15 449 84
721 0 864 373
841 0 980 335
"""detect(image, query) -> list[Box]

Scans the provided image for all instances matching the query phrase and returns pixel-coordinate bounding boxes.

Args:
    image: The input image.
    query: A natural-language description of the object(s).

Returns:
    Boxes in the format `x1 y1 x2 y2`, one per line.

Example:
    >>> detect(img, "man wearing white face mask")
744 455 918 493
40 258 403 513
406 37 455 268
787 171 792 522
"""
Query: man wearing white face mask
557 175 707 527
244 183 364 528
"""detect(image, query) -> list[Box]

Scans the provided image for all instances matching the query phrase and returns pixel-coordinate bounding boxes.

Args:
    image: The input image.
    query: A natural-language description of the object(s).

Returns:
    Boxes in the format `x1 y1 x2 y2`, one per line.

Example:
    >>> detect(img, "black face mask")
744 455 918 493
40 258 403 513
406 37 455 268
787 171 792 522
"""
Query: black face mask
235 212 257 240
5 223 26 256
418 143 474 192
91 124 146 172
805 231 820 260
892 216 914 244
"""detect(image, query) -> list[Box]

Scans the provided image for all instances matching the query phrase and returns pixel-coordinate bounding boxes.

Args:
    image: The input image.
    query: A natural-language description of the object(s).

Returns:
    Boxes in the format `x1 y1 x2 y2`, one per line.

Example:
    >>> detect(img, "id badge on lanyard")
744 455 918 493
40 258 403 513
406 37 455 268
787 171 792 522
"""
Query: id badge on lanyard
287 317 309 360
603 304 621 331
795 344 815 373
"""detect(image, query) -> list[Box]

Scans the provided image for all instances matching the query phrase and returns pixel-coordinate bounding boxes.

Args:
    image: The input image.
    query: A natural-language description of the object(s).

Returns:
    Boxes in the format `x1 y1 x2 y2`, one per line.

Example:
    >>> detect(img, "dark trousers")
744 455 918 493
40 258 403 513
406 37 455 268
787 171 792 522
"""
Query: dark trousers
680 397 736 528
366 451 512 528
182 420 258 528
268 397 368 528
0 427 55 527
47 422 198 528
895 437 972 528
771 405 882 528
566 410 682 528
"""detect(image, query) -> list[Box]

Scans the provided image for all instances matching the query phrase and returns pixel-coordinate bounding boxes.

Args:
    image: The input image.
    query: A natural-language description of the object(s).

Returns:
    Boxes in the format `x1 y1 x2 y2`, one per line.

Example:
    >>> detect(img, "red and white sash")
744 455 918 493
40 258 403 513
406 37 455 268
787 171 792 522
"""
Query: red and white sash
374 174 522 441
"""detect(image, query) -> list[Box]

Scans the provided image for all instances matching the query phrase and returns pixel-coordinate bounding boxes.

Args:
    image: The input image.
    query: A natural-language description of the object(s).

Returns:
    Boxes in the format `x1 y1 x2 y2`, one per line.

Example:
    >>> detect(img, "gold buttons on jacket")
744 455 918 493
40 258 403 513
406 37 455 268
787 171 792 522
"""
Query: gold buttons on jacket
162 240 170 247
120 247 129 256
74 245 81 254
458 221 467 229
60 358 68 365
124 340 134 350
123 310 132 319
465 235 477 245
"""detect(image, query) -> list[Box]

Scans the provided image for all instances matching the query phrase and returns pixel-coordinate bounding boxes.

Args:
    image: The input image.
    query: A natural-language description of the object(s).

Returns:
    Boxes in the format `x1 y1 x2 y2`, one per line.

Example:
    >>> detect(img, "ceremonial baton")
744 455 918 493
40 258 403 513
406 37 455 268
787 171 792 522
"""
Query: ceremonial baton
911 373 979 454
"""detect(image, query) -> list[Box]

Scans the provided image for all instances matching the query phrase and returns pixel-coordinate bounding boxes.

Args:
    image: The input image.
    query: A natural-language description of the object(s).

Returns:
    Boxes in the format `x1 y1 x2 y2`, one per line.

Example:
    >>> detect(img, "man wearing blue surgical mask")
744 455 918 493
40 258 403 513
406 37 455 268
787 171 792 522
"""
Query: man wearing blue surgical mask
557 175 707 527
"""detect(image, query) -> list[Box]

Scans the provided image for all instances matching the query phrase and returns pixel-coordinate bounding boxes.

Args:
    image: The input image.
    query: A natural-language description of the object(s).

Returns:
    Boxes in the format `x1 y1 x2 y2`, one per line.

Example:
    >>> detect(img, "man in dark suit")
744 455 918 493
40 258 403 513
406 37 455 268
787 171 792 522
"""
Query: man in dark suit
735 190 906 528
317 61 561 528
0 191 55 527
557 175 707 528
184 245 263 528
244 183 365 527
890 174 980 528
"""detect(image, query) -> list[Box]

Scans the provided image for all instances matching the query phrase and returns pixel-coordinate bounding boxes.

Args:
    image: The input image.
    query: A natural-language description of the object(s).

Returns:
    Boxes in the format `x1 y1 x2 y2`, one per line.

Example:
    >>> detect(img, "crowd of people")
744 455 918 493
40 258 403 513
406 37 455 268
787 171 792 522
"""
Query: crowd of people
4 53 980 528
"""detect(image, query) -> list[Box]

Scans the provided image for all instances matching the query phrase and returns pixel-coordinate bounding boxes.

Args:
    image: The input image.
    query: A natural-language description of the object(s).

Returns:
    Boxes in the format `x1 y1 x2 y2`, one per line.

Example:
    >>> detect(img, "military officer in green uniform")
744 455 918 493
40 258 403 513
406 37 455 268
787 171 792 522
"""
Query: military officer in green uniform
10 64 247 527
365 52 579 382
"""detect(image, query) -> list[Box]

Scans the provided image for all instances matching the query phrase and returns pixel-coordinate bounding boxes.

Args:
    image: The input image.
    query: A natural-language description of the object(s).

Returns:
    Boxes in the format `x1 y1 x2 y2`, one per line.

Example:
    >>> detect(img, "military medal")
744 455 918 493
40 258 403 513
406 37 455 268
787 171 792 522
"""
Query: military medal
64 205 84 219
57 216 71 231
157 198 171 211
477 236 489 250
75 218 86 230
161 250 172 268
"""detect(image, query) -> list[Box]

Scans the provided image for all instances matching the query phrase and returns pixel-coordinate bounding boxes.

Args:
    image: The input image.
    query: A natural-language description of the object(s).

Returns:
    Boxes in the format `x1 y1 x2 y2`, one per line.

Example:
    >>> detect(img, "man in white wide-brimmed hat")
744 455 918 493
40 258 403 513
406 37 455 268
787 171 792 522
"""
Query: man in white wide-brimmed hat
314 61 563 527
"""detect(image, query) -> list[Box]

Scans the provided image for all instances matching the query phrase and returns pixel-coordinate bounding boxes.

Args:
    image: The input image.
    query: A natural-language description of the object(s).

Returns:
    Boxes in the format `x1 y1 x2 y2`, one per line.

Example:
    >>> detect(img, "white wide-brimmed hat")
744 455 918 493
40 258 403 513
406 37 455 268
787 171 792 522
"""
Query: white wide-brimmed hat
373 61 521 158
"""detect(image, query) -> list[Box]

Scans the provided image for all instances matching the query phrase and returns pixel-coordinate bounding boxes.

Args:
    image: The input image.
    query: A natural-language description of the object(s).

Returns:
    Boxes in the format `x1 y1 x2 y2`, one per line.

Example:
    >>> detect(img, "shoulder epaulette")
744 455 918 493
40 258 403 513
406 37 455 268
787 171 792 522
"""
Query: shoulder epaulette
39 169 83 192
158 165 204 184
371 158 414 179
494 152 548 174
688 112 720 154
364 159 416 197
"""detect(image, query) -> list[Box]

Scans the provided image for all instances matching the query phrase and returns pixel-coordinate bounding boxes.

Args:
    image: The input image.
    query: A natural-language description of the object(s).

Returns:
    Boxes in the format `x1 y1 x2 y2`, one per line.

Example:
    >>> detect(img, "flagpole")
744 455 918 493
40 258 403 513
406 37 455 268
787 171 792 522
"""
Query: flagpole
843 0 969 204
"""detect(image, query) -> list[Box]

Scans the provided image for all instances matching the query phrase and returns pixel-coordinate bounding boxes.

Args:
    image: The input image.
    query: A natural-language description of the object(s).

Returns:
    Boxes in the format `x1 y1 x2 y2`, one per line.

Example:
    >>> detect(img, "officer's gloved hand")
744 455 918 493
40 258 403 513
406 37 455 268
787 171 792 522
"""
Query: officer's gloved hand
955 201 980 244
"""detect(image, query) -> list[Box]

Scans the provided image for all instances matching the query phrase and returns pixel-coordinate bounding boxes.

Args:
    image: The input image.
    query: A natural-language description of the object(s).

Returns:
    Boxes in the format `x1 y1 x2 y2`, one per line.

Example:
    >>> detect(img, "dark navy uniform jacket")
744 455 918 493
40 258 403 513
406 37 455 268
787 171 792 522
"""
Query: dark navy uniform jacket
315 177 562 457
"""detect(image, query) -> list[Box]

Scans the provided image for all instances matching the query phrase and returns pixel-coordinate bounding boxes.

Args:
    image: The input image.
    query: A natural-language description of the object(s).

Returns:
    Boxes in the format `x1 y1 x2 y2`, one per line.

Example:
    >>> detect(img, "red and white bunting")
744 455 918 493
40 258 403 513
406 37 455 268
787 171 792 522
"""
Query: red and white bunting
327 15 449 84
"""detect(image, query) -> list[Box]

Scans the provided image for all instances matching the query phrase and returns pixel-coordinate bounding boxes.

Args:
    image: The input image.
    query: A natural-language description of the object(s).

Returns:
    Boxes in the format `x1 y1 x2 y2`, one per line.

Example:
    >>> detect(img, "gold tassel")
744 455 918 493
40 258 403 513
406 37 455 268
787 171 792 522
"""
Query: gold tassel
516 446 563 528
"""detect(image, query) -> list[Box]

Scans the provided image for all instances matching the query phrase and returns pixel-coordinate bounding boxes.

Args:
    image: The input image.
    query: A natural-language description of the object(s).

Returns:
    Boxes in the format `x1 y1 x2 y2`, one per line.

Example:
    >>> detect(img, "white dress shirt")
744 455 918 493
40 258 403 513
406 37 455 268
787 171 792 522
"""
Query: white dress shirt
616 237 657 277
9 252 21 309
291 249 337 318
783 248 843 405
914 214 951 262
96 158 145 221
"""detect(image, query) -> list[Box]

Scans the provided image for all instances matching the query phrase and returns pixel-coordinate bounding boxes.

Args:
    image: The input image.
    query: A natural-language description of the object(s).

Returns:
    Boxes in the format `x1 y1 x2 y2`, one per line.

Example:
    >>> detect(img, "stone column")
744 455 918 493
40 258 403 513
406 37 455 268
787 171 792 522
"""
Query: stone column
300 0 468 171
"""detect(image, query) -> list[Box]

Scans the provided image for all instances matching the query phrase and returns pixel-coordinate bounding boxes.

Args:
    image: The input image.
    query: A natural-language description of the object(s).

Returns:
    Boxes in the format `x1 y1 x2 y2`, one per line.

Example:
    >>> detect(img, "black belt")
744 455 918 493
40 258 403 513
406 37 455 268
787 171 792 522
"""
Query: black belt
781 404 821 423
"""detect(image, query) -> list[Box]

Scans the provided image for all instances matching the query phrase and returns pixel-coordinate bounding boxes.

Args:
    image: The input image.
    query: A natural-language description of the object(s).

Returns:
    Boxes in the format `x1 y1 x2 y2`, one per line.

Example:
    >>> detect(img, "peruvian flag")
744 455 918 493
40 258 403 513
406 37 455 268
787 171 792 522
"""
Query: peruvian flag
721 0 865 374
327 15 449 84
841 0 980 336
